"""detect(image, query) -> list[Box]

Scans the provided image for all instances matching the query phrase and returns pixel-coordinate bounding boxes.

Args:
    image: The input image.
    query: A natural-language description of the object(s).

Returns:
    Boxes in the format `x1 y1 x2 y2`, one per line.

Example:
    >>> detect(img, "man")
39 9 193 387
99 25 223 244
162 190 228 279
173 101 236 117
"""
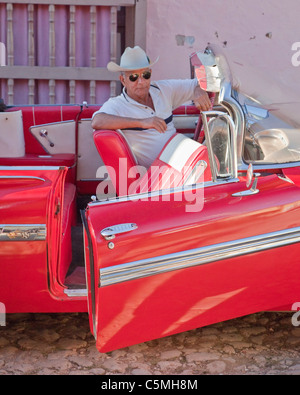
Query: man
92 46 211 169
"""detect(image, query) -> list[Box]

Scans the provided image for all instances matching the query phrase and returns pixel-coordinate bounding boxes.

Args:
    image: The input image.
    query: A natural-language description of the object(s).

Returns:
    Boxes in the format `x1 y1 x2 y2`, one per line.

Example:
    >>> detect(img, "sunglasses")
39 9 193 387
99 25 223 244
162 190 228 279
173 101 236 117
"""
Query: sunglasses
128 70 152 82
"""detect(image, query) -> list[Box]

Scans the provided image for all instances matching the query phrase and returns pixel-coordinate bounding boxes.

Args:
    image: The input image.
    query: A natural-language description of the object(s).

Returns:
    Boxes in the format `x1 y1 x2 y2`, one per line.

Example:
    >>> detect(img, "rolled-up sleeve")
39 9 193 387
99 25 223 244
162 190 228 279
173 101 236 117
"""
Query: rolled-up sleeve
92 97 121 120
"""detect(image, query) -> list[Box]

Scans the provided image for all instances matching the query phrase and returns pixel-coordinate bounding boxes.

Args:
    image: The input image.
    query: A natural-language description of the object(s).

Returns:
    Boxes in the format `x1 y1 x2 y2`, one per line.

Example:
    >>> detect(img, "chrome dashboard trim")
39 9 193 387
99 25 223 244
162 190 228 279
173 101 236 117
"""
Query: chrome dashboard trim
0 224 46 241
99 226 300 287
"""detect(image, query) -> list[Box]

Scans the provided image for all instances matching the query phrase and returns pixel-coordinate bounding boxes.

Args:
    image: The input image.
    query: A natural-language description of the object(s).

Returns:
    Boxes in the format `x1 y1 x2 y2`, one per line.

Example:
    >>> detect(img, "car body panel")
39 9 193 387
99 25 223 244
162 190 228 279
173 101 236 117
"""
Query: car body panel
0 166 86 312
84 172 300 351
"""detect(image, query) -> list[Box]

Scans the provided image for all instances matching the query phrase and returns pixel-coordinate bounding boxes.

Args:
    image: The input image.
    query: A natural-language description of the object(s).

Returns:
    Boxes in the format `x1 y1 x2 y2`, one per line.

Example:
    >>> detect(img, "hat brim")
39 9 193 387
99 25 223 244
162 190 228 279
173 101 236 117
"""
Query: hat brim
107 56 159 72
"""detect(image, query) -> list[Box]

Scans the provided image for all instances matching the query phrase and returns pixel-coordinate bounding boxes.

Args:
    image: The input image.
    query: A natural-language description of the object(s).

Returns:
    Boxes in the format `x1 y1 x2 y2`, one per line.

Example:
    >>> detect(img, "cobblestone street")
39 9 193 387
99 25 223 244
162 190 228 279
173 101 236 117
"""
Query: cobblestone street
1 311 300 375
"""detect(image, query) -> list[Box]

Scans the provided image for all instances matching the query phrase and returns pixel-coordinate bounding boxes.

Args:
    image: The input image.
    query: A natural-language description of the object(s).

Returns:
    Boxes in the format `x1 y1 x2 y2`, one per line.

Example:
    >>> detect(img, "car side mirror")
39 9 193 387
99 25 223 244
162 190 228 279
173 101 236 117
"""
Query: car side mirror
232 163 260 197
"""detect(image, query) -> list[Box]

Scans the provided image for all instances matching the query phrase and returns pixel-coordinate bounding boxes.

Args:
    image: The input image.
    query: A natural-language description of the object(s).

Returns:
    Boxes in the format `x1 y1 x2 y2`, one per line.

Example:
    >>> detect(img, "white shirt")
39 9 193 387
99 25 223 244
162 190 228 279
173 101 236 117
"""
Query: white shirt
93 78 198 168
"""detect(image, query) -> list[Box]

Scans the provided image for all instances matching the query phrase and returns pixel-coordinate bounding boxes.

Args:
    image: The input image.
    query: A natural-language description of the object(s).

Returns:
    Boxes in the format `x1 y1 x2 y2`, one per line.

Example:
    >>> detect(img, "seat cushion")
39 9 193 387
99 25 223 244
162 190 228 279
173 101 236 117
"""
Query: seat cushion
134 133 211 193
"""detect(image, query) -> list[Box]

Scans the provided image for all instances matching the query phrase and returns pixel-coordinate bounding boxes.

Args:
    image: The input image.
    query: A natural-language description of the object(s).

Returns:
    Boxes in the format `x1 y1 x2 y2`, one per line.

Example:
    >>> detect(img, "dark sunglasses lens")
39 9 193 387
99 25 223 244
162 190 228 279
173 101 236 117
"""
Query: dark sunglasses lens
128 71 151 82
129 74 139 82
142 71 151 79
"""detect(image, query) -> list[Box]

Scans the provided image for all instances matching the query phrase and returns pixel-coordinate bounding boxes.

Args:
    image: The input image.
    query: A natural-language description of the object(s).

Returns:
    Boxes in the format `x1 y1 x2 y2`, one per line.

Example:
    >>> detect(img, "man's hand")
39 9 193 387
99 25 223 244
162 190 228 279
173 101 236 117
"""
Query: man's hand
193 86 213 112
140 116 167 133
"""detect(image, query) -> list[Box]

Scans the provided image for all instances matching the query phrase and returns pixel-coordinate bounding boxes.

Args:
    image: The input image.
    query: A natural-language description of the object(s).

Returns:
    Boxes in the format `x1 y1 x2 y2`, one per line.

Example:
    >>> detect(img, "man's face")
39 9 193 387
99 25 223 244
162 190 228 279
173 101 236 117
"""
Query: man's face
120 68 152 101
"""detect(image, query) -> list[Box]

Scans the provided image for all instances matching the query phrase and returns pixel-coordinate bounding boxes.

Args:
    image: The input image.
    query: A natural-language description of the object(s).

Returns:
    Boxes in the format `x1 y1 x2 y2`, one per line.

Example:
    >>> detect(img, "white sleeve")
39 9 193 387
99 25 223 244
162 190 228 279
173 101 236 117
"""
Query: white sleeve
156 79 198 110
91 97 120 120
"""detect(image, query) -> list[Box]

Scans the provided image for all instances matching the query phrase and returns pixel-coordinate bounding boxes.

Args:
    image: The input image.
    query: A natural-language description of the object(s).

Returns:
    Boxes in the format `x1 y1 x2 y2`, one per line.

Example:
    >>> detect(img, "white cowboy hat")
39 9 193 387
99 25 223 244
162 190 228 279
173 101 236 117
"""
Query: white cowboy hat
107 46 159 72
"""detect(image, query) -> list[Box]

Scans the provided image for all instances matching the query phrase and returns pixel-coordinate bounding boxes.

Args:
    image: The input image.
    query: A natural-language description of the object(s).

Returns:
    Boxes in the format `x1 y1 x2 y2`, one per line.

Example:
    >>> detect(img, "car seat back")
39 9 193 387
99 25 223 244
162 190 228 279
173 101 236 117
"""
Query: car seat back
93 129 139 196
134 133 212 194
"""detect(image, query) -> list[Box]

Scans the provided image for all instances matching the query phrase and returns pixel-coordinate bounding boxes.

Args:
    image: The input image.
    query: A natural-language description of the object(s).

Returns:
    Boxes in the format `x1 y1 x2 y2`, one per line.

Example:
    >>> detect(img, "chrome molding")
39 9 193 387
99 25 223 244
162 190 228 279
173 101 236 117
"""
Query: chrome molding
64 288 87 297
0 165 61 171
0 175 45 182
89 177 240 207
251 161 300 172
99 226 300 287
0 224 46 241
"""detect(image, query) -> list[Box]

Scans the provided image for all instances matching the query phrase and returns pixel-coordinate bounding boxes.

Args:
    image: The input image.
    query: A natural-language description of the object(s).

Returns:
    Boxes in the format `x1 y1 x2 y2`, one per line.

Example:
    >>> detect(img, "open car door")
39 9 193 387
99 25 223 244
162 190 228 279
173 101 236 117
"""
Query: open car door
83 110 300 352
0 165 76 311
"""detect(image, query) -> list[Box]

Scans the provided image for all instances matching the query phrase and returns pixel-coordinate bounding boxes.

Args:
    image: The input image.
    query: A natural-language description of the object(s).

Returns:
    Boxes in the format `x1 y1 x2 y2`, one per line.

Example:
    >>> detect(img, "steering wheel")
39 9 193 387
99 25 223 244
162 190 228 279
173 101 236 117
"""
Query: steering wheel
193 92 215 143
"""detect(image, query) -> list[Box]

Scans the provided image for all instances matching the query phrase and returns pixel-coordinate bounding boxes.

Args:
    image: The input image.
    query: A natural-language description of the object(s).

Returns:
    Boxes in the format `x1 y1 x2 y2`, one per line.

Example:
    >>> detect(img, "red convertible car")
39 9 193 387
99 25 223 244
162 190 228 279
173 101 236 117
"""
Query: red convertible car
1 47 300 353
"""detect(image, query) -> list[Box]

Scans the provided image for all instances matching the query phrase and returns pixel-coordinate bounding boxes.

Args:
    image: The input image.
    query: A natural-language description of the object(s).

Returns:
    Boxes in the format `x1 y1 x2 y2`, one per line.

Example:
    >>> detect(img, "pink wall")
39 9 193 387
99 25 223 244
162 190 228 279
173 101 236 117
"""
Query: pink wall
145 0 300 126
0 4 111 105
146 0 300 81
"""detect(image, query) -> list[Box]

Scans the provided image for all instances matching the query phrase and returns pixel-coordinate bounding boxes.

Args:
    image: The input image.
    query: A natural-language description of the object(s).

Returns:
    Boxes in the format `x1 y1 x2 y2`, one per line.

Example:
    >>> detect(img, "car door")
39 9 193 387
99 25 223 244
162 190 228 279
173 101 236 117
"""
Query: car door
0 165 74 312
83 112 300 353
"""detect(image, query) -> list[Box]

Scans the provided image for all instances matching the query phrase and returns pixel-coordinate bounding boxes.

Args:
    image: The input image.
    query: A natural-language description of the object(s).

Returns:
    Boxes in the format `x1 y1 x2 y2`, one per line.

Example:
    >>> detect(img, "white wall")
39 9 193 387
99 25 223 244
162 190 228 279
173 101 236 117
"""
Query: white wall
145 0 300 125
146 0 300 80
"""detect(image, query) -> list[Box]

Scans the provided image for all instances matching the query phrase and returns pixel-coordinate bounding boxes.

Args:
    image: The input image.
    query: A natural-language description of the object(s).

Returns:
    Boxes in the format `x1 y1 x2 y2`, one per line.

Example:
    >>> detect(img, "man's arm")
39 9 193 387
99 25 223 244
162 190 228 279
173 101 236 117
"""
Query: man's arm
193 85 213 112
91 112 167 133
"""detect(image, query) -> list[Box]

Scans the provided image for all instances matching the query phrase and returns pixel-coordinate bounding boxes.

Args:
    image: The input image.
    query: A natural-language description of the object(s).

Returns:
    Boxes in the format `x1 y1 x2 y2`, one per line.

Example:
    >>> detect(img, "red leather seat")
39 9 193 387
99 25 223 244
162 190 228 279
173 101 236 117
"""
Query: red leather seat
93 129 139 196
134 133 211 194
93 130 211 197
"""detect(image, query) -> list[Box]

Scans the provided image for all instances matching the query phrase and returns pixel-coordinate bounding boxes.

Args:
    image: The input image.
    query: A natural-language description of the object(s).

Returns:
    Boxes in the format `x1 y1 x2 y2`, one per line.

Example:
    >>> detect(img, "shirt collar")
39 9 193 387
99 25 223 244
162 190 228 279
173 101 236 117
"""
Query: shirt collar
122 83 161 106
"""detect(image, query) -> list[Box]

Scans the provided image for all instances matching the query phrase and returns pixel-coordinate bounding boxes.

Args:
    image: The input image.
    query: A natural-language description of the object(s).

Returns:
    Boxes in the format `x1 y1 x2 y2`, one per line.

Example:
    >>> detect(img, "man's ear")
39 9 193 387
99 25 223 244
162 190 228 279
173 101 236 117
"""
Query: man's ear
119 74 125 87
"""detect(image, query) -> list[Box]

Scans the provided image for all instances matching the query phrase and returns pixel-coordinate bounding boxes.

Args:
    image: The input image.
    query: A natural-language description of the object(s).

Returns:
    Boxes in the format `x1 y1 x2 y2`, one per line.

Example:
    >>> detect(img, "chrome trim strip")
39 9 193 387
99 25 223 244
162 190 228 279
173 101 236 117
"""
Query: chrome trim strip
100 226 300 287
0 165 61 171
89 178 240 207
64 289 87 297
0 176 45 182
30 120 75 128
0 224 46 241
250 161 300 172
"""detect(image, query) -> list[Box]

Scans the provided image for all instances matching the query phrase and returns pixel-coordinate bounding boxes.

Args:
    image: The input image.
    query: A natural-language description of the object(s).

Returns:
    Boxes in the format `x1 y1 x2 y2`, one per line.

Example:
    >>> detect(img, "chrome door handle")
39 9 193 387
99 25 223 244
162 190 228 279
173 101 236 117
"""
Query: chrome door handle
39 129 55 147
100 223 138 240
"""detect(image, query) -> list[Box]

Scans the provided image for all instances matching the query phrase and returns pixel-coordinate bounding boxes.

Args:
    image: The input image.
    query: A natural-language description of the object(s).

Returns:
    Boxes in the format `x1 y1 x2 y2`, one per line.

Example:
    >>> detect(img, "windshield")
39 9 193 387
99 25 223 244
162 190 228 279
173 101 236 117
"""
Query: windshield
234 91 300 164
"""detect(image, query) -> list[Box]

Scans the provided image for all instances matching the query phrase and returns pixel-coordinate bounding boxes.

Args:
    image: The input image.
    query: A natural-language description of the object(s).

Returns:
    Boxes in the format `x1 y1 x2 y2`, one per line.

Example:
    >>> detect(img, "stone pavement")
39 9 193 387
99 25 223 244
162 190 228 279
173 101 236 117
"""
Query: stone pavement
0 311 300 375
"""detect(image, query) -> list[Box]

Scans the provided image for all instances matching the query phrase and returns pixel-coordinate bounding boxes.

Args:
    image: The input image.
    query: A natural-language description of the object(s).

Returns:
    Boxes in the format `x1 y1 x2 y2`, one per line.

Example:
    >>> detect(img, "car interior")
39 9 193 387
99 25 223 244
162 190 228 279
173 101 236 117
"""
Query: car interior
0 103 207 291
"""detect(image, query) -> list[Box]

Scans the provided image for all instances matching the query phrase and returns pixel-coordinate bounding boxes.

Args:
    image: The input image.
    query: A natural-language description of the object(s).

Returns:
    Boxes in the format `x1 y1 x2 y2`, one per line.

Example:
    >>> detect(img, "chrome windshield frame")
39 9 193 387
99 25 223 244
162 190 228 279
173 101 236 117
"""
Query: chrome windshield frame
218 81 246 171
201 110 238 182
